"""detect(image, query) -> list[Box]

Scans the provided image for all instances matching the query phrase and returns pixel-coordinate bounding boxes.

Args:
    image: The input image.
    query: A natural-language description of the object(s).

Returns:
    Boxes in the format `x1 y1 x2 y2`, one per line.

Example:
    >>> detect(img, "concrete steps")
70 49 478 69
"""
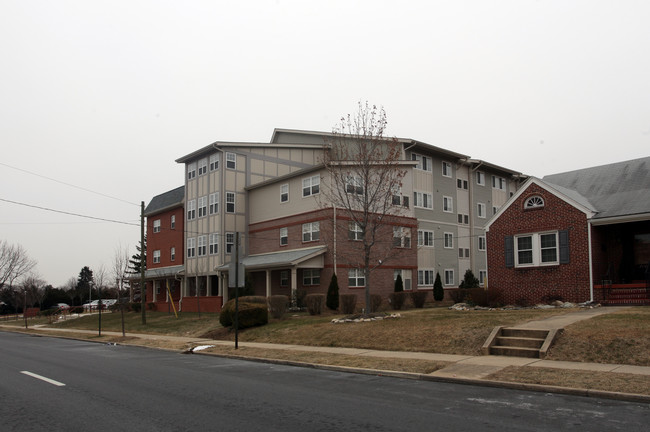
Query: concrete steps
482 327 560 359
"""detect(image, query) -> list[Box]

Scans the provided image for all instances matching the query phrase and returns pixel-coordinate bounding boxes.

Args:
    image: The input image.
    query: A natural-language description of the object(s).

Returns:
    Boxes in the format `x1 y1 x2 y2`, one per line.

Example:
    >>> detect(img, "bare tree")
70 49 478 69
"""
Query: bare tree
0 240 37 289
320 102 409 313
21 273 46 309
112 243 130 300
63 277 78 306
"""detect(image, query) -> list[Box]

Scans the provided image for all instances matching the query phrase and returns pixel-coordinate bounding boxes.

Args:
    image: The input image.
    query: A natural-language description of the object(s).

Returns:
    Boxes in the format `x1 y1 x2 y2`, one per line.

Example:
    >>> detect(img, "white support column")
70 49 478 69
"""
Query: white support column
291 267 298 308
265 270 272 298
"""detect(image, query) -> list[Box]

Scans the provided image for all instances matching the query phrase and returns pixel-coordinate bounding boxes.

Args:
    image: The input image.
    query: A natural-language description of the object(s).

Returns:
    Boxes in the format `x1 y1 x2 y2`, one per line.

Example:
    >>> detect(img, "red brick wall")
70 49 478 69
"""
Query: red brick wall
147 207 185 269
248 207 418 301
486 182 591 304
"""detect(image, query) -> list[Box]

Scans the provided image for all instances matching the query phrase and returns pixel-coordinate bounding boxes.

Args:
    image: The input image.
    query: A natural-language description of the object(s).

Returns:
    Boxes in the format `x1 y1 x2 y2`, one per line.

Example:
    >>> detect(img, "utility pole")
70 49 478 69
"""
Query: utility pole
140 201 146 325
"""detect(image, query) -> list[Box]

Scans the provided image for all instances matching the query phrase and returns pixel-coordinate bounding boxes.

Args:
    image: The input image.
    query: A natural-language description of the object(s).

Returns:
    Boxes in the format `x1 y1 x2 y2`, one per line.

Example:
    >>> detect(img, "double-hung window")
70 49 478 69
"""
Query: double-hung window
209 233 219 255
187 199 196 220
345 175 363 195
515 232 559 267
187 162 196 180
226 152 236 170
348 222 363 241
209 192 219 215
153 219 161 233
442 161 452 178
197 235 207 256
348 269 365 287
393 227 411 248
302 175 320 197
198 158 207 176
478 236 486 251
226 232 234 254
280 184 289 203
411 153 431 171
153 250 161 264
492 176 505 190
302 222 320 242
418 230 434 247
187 238 196 258
477 203 486 219
476 171 485 186
280 227 288 246
444 232 453 249
198 196 207 218
303 269 320 286
417 269 434 286
444 269 455 286
443 196 453 213
226 192 235 213
171 215 175 229
209 153 219 171
414 191 432 209
170 247 175 262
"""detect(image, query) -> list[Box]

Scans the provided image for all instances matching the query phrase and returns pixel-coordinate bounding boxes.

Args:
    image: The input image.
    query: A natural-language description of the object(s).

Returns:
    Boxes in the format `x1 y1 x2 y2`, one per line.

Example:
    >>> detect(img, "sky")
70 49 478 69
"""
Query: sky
1 0 649 287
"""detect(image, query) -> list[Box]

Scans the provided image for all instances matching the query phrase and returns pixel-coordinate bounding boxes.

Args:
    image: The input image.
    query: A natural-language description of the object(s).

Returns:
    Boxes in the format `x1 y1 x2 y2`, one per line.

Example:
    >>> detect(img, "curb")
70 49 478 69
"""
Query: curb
192 350 650 404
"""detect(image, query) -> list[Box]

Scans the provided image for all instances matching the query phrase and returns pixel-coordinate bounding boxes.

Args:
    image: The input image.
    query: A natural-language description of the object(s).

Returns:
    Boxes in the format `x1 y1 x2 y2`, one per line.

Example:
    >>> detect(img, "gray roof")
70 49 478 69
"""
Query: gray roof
144 265 185 279
542 157 650 220
218 246 327 271
144 186 184 216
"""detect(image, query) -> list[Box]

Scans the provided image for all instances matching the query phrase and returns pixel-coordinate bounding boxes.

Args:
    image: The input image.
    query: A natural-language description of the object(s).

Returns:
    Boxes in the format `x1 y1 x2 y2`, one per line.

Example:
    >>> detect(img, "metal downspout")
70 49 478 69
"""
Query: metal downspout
588 220 594 302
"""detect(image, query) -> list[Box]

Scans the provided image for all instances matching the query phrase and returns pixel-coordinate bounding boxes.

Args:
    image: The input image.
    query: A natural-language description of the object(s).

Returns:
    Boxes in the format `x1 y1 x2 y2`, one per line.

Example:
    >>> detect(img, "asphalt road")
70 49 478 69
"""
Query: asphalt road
0 331 648 431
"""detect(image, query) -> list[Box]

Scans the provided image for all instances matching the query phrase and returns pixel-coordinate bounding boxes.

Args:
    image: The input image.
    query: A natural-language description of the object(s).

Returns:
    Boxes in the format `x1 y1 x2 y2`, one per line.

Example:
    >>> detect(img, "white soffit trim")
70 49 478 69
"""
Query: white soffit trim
484 177 597 232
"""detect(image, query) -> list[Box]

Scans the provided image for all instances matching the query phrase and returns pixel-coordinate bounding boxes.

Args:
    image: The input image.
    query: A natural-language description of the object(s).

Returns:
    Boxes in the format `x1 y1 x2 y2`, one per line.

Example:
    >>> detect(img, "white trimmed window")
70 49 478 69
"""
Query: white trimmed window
209 233 219 255
515 232 559 267
226 192 235 213
302 175 320 197
302 222 320 242
476 171 485 186
345 175 363 195
478 236 486 251
171 215 175 229
479 270 487 287
418 269 435 286
348 269 365 287
457 179 468 190
492 175 505 190
187 199 196 220
394 270 412 290
187 238 196 258
226 232 234 254
348 222 363 241
170 247 175 262
153 250 161 264
303 269 320 286
444 232 453 249
187 162 196 180
198 196 207 218
411 153 432 171
209 192 219 214
280 227 288 246
417 230 434 247
393 226 411 248
459 248 470 259
414 191 433 209
477 203 486 219
153 219 161 233
280 184 289 203
209 153 219 171
197 235 207 256
280 271 288 286
226 152 236 170
442 161 452 178
198 158 207 176
457 214 469 225
443 196 453 213
525 195 545 209
444 269 455 286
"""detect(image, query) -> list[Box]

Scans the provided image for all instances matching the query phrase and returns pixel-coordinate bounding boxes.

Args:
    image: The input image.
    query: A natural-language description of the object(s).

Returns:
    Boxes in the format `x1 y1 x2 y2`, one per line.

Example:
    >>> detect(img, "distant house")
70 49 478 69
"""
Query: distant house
486 157 650 305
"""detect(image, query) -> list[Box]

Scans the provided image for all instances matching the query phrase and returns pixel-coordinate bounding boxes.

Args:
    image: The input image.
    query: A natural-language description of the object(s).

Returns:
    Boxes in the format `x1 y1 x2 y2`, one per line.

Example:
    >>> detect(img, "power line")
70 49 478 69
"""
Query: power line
0 161 140 207
0 197 139 227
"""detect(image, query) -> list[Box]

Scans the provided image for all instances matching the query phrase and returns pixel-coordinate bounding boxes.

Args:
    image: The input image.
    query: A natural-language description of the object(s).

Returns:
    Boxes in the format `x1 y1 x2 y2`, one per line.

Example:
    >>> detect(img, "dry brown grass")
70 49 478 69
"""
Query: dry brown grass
200 345 450 374
547 307 650 366
203 307 574 356
487 366 650 396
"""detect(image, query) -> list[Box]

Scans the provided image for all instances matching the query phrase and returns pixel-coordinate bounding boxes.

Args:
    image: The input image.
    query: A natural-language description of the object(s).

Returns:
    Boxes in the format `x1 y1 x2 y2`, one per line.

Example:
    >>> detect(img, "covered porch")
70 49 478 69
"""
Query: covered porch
221 246 327 307
592 220 650 305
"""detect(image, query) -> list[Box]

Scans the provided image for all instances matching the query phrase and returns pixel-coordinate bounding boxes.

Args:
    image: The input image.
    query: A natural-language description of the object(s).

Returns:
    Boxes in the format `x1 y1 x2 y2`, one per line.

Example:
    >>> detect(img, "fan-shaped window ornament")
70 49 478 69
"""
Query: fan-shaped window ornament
525 196 545 209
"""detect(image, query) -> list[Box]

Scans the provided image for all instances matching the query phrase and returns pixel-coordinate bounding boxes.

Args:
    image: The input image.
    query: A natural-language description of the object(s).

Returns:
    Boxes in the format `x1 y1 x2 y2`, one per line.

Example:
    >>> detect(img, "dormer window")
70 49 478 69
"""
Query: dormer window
525 195 545 209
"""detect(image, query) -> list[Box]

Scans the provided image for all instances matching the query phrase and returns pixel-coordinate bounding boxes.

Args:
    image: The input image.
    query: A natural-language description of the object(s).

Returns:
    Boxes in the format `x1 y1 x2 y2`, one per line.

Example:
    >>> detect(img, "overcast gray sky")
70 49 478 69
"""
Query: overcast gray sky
2 0 649 287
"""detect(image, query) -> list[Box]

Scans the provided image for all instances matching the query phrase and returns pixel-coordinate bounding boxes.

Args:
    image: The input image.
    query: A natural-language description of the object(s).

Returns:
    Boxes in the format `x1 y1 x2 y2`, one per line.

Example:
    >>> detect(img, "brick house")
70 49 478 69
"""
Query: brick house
143 186 187 311
486 157 650 305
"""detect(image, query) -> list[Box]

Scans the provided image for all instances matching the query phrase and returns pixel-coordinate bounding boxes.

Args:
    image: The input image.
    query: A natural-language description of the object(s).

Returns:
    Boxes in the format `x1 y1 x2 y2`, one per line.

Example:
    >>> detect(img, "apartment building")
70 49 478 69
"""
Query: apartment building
164 128 524 310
